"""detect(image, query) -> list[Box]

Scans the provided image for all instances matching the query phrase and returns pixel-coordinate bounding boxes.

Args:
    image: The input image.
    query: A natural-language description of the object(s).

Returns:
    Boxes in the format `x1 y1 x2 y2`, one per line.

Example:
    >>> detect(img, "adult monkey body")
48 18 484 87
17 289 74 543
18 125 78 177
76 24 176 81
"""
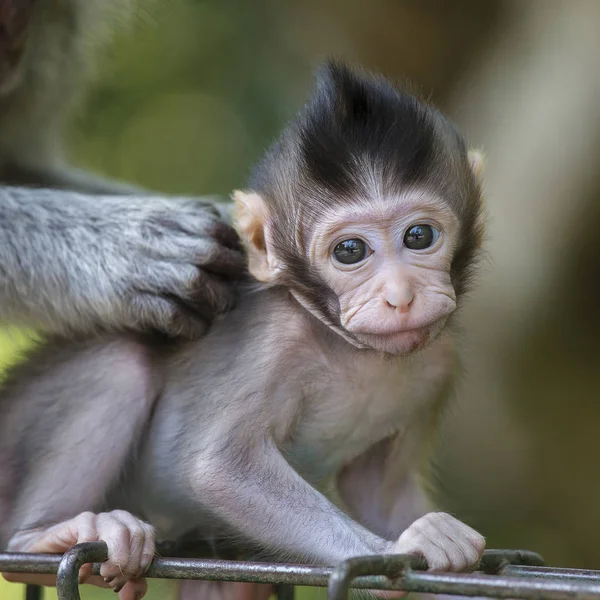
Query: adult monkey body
0 0 243 336
0 0 134 192
0 64 486 600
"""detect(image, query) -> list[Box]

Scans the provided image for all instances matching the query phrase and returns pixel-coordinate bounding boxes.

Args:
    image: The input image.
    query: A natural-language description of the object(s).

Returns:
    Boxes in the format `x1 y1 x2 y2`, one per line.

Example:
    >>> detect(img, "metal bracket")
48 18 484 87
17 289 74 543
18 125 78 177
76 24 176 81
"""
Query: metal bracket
326 550 600 600
3 547 600 600
56 542 107 600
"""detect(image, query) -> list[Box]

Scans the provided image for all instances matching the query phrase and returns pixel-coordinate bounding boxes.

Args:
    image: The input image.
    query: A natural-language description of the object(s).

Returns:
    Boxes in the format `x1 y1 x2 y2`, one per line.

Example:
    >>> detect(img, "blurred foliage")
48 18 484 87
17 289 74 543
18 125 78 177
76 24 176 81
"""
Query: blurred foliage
66 0 503 196
0 576 179 600
68 0 311 197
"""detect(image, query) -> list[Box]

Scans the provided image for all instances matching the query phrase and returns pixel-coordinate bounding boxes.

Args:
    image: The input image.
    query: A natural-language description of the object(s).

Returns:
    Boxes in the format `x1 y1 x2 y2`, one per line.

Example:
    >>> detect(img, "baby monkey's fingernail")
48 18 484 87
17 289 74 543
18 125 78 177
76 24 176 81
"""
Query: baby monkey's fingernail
140 554 154 573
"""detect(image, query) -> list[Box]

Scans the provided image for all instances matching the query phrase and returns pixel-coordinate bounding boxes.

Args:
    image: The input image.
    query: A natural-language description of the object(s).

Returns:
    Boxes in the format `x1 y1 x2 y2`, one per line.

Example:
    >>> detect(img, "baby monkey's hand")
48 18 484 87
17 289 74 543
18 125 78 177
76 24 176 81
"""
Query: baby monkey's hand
394 512 485 572
376 512 485 598
4 510 156 600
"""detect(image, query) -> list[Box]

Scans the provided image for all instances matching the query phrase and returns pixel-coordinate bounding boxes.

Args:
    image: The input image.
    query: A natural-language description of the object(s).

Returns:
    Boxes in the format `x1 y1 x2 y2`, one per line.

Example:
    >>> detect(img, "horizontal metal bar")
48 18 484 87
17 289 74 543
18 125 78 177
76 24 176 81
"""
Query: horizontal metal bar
3 546 600 600
401 570 600 599
0 547 546 581
56 543 107 600
5 552 339 586
480 549 545 571
327 554 600 600
0 553 65 574
501 565 600 584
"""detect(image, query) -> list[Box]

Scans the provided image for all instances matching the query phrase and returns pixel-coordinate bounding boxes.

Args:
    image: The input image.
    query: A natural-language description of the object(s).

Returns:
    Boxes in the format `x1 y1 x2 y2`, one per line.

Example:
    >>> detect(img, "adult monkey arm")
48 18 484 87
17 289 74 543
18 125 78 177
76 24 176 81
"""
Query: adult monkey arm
0 0 143 193
0 1 245 335
0 187 244 336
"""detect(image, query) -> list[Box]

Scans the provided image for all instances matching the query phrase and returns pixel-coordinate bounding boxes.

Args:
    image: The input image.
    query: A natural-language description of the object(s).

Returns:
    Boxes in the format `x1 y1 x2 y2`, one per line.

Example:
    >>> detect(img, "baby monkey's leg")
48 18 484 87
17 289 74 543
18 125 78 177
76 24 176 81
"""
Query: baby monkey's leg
0 338 160 598
5 510 155 600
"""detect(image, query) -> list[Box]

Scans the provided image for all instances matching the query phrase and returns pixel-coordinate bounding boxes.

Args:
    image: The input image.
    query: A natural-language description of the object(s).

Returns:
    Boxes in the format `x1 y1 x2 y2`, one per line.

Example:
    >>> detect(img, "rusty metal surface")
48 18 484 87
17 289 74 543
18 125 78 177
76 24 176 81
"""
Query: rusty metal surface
56 542 108 600
2 546 600 600
500 565 600 583
326 553 600 600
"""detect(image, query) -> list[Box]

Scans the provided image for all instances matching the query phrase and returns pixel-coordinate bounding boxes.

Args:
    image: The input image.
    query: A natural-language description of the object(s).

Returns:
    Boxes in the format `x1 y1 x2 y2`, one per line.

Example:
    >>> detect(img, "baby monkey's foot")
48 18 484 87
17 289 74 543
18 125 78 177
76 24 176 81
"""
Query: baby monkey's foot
5 510 155 600
376 512 485 598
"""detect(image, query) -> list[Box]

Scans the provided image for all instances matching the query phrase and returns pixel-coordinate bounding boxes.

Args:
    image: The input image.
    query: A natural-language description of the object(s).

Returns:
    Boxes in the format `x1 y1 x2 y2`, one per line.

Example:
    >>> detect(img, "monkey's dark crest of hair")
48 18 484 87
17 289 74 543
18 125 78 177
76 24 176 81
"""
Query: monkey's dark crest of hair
250 61 449 205
249 60 484 338
298 62 438 198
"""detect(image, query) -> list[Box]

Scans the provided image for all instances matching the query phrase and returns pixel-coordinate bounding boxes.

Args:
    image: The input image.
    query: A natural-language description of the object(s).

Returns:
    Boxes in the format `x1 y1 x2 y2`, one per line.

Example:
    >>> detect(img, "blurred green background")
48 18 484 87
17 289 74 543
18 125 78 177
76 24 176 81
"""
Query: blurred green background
3 0 600 598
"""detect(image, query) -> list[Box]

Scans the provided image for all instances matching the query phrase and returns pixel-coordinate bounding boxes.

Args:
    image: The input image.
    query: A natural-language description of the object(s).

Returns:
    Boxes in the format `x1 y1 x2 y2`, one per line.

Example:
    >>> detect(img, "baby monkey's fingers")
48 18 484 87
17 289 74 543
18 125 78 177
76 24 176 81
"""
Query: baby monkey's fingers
3 510 155 598
393 512 485 573
117 577 148 600
94 510 155 594
373 514 485 599
3 514 98 586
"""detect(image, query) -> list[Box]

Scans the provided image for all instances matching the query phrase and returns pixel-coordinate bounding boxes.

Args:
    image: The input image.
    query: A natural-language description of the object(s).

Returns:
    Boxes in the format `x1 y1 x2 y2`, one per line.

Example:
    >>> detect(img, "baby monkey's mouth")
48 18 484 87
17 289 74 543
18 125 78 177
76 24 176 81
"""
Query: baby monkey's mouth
347 317 443 338
350 319 446 355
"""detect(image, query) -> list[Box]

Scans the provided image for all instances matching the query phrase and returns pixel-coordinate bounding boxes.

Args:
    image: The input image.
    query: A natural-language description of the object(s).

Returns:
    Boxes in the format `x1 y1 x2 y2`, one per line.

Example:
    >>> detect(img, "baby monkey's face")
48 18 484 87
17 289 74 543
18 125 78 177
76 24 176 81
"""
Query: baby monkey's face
310 191 459 355
233 62 484 357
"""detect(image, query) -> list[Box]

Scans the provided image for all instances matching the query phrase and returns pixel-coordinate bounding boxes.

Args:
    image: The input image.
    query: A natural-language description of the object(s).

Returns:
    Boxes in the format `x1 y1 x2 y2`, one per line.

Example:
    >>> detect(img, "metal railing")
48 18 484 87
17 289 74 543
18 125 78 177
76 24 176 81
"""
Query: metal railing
3 546 600 600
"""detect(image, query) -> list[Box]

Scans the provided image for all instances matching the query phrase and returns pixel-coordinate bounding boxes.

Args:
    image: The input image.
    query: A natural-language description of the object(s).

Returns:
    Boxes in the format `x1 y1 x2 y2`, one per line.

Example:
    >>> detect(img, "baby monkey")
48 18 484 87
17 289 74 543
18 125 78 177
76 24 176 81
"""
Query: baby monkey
0 62 486 600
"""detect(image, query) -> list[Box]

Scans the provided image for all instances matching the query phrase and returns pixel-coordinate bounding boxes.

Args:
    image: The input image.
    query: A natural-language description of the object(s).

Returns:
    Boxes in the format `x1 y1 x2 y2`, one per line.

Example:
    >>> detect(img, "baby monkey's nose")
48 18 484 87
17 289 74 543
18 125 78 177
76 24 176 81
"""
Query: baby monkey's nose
383 279 414 313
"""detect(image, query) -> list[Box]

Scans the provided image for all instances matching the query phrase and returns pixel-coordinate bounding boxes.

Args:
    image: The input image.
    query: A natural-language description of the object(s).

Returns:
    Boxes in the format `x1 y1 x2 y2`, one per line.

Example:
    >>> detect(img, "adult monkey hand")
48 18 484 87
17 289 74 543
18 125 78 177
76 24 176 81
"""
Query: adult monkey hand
0 188 244 338
0 0 245 337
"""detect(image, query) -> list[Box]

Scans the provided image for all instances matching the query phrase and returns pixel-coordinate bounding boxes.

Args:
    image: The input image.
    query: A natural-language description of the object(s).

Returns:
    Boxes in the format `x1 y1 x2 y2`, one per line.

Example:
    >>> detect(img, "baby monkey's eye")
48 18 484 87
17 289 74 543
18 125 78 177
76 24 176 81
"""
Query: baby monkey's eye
403 224 440 250
333 239 369 265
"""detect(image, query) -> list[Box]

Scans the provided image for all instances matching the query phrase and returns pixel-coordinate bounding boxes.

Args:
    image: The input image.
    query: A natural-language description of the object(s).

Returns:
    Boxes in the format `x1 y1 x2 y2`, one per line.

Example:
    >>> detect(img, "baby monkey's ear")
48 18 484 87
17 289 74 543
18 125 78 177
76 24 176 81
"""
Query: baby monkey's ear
233 191 280 283
466 149 487 237
467 149 486 183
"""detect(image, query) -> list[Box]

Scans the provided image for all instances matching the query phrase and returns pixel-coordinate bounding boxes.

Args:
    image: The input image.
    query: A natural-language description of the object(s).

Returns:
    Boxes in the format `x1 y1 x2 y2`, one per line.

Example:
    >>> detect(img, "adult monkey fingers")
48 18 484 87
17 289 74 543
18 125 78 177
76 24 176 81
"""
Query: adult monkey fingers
0 187 246 337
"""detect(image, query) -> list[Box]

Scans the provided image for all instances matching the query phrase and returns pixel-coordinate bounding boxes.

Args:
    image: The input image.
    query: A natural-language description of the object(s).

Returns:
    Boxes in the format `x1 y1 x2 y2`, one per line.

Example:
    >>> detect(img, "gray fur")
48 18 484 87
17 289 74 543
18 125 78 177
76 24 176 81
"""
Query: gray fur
0 286 455 563
0 187 244 336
